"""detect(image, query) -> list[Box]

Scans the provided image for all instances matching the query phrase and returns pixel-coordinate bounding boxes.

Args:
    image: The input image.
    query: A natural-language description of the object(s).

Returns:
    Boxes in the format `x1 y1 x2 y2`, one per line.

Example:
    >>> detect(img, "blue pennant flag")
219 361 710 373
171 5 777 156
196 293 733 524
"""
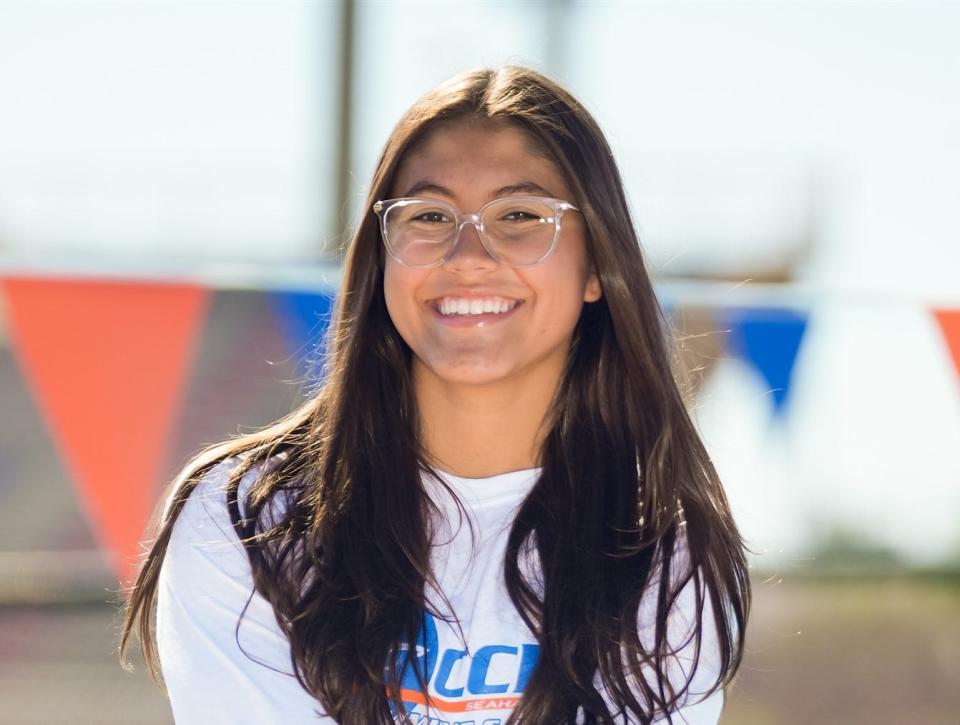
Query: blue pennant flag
269 290 336 386
722 306 809 418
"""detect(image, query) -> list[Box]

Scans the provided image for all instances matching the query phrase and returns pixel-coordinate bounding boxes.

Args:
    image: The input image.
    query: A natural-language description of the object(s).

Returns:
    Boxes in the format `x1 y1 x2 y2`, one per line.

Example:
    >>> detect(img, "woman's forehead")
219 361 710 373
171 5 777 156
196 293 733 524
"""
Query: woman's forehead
390 118 570 200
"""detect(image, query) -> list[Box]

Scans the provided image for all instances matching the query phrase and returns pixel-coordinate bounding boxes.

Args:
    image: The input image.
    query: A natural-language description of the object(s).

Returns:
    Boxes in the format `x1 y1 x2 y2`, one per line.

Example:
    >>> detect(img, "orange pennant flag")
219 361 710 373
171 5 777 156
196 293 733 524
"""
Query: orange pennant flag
934 308 960 380
1 276 209 584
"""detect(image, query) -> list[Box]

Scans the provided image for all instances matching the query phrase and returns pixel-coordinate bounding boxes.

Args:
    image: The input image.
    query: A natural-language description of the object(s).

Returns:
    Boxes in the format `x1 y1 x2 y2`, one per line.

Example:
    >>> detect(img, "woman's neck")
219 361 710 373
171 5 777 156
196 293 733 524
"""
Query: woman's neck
413 363 559 479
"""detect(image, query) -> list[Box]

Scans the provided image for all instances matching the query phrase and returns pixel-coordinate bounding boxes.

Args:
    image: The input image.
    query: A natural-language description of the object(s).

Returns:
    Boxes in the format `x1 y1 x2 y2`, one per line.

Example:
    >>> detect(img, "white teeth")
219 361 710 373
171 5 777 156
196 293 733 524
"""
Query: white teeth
436 296 517 316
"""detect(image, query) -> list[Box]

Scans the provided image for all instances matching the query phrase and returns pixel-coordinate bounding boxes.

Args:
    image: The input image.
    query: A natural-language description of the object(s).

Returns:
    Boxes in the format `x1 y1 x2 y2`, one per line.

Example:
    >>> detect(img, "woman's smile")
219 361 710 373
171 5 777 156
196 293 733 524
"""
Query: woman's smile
433 295 520 317
425 292 524 329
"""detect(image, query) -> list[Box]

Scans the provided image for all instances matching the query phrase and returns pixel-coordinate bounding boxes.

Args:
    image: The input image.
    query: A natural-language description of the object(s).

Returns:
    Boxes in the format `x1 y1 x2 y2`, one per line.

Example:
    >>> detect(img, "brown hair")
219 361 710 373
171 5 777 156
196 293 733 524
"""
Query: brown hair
120 64 750 723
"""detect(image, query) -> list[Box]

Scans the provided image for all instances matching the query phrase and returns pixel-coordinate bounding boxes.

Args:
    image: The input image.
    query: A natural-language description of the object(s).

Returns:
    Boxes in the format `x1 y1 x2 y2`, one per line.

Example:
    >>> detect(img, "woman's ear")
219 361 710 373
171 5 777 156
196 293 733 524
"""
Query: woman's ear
583 271 602 303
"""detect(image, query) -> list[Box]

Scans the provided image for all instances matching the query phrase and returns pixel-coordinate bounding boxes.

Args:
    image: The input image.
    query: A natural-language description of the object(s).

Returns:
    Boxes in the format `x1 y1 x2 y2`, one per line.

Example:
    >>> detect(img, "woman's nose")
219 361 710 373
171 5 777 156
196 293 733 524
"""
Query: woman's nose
442 219 499 271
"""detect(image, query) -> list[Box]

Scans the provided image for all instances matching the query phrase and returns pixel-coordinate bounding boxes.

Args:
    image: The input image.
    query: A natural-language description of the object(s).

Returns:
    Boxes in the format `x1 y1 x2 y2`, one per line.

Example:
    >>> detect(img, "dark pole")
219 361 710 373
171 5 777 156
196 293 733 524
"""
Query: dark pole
332 0 355 258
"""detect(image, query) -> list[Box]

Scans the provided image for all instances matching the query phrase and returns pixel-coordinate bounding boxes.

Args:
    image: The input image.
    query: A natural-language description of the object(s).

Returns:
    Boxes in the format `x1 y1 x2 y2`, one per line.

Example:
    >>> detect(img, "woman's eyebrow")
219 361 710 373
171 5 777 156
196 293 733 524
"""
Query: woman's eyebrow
493 181 556 198
401 180 452 198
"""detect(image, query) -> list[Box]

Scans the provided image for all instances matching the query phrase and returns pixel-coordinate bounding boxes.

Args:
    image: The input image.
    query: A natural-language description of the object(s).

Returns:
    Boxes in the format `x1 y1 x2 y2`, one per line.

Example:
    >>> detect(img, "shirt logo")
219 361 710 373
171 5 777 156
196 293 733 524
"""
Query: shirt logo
389 611 540 723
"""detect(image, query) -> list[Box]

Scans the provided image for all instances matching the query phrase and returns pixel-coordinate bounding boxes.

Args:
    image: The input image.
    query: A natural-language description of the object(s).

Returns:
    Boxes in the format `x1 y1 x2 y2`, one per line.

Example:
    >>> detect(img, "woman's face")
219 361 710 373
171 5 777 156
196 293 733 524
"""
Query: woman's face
383 119 601 390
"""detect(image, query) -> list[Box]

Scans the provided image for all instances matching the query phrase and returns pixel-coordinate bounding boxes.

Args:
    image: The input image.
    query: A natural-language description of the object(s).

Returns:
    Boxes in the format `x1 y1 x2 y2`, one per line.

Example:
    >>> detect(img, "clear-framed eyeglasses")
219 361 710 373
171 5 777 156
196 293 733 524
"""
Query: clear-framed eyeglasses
372 196 580 268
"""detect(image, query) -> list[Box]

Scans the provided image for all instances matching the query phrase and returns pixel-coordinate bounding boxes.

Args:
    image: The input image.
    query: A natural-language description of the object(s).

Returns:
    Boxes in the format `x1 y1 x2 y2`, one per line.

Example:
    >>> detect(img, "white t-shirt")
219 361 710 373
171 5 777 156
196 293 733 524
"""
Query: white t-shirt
156 452 726 724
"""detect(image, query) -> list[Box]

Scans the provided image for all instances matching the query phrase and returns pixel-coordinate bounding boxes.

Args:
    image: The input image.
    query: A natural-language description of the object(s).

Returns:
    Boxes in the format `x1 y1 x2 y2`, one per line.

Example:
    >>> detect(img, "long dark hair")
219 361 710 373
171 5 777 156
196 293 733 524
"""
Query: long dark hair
120 65 750 723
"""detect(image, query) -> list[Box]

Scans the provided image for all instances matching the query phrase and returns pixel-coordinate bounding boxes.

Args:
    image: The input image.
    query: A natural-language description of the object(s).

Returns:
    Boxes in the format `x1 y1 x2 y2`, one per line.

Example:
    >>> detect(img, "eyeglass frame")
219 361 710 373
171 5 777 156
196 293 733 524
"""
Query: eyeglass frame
372 195 581 269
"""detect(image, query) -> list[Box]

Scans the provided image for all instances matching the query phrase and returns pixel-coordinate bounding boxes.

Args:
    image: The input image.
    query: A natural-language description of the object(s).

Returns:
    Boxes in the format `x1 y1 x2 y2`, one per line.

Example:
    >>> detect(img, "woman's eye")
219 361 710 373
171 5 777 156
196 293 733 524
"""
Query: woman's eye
502 210 542 222
411 211 449 224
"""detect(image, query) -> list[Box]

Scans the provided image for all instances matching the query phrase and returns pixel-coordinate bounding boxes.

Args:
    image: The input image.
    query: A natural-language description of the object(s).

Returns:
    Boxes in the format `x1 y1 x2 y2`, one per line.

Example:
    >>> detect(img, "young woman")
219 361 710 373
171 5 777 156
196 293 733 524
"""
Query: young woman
120 65 750 724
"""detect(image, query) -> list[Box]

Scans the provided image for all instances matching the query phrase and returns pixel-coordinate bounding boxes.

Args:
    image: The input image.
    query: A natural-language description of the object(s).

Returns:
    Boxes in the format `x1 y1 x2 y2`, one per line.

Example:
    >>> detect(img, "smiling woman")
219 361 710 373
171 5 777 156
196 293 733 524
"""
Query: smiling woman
120 65 750 724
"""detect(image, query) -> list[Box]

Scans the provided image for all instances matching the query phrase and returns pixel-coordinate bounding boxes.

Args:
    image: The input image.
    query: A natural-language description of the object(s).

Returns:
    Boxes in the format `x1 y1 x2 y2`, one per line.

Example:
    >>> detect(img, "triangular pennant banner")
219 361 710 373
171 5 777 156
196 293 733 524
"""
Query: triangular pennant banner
933 308 960 380
270 290 335 386
722 306 809 417
0 277 210 584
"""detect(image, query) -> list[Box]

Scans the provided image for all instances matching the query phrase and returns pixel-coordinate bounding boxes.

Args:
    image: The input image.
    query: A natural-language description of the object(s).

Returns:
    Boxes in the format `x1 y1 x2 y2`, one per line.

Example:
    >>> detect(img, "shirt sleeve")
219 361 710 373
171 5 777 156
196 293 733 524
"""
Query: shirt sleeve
645 527 729 724
594 525 730 724
647 576 726 725
663 691 725 725
156 456 334 724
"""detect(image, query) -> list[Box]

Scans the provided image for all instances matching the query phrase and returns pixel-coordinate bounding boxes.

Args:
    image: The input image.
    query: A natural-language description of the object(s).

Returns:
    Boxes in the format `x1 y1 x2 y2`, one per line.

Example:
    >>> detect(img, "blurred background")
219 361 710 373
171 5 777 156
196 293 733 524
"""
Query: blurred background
0 1 958 723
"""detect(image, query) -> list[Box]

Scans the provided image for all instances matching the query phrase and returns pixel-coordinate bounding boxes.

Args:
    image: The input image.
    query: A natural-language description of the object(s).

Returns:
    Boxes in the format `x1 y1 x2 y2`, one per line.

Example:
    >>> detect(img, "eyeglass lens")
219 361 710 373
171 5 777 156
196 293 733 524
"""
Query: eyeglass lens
383 198 559 267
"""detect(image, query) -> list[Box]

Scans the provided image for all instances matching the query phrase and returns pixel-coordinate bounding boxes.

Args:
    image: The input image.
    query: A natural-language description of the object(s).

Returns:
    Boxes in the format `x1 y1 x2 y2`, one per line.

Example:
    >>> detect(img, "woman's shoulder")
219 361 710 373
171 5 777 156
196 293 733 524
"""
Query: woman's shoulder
156 446 326 721
166 447 292 524
162 447 293 572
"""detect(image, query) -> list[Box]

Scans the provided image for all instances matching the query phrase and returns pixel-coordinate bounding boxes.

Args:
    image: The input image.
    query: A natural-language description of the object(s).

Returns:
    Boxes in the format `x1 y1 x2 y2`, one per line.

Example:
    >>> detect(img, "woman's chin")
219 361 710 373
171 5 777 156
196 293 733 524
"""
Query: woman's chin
415 356 517 388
